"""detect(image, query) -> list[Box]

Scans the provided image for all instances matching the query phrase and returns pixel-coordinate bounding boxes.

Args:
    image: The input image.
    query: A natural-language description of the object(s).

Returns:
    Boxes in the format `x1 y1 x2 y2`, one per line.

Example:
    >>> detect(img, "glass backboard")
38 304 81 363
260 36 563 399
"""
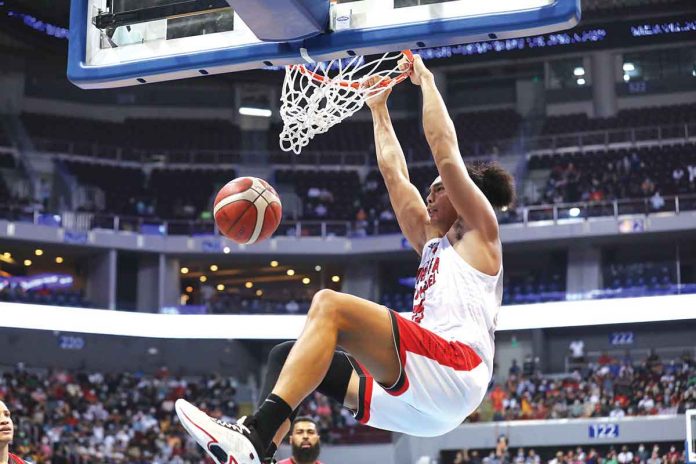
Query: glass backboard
68 0 581 88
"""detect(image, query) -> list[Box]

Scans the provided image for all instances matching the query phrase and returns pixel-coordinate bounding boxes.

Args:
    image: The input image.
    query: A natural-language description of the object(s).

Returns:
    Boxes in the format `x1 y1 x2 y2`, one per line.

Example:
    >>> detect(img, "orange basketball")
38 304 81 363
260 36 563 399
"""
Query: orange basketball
213 177 282 245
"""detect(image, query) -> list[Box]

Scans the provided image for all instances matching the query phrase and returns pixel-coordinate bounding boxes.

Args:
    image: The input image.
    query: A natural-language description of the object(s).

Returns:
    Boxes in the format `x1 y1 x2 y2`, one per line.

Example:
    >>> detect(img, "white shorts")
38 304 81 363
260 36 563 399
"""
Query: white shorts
347 310 490 437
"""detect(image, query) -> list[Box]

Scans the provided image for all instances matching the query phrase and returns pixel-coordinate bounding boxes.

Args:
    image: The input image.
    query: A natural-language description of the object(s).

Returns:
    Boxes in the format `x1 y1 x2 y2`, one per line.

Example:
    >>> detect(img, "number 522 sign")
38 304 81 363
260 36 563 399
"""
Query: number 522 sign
589 424 619 439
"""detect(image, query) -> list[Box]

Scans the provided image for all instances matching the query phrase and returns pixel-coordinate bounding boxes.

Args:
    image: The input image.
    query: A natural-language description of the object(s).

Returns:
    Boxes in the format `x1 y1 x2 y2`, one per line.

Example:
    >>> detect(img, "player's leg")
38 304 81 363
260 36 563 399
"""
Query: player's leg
257 341 356 454
176 289 399 463
270 289 400 408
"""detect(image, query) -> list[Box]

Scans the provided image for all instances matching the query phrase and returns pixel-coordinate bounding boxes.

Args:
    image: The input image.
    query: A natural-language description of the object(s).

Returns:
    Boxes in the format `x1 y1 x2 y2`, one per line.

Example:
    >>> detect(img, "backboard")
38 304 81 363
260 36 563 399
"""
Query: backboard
68 0 581 89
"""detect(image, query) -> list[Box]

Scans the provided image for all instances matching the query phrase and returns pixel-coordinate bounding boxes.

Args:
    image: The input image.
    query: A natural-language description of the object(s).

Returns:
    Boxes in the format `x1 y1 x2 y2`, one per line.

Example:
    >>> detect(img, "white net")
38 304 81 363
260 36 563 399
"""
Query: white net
279 51 411 155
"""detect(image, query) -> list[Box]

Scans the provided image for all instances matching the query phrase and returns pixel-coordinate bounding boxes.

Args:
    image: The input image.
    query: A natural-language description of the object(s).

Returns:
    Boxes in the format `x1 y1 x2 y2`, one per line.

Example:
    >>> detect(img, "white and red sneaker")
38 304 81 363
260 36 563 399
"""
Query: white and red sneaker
175 399 266 464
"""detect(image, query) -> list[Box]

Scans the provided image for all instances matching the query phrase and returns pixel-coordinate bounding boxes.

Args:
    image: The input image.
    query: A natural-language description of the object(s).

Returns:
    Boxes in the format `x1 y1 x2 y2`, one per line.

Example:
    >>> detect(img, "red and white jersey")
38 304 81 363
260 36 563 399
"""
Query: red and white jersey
9 453 26 464
411 236 502 374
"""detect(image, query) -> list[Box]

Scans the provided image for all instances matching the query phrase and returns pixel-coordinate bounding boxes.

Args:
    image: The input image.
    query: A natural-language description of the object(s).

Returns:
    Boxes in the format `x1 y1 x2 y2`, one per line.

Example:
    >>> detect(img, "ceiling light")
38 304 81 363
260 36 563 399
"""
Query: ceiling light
24 259 32 266
2 252 10 259
223 246 231 254
623 62 635 72
576 78 586 86
239 107 272 117
210 264 218 271
315 265 321 272
185 286 193 293
573 66 585 76
286 269 295 276
302 277 310 285
270 260 279 267
199 275 207 283
34 249 43 256
331 275 340 283
217 284 225 291
245 281 253 288
256 289 263 297
55 257 64 264
180 267 189 274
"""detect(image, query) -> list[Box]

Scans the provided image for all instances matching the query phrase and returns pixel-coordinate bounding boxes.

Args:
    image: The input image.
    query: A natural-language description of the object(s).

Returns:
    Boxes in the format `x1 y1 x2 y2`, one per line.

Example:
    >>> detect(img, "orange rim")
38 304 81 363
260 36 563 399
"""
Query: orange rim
290 50 414 90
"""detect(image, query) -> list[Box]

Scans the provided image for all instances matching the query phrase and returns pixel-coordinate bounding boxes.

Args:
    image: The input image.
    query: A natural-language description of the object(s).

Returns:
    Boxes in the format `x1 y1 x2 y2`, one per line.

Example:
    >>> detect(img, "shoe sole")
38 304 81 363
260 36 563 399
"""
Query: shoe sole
175 399 261 464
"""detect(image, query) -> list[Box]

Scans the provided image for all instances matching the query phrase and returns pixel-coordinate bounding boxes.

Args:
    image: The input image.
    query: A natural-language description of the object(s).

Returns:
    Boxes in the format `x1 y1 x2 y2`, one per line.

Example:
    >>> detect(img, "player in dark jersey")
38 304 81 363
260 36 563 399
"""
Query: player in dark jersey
0 401 27 464
276 417 323 464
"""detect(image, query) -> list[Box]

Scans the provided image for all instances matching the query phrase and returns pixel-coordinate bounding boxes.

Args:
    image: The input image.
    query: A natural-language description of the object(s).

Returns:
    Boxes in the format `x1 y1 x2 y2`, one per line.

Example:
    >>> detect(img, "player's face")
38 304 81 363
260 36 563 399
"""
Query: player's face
0 401 13 444
426 178 458 229
290 421 320 462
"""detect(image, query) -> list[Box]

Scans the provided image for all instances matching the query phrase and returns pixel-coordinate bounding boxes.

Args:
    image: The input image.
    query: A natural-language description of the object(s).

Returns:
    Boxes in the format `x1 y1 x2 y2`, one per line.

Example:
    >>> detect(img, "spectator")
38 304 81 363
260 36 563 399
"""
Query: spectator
618 445 634 464
526 450 541 464
277 416 323 464
646 450 662 464
606 450 619 464
609 402 626 418
509 359 521 376
636 444 649 463
285 299 300 314
569 340 585 364
549 451 564 464
455 449 471 464
650 191 665 210
314 203 328 218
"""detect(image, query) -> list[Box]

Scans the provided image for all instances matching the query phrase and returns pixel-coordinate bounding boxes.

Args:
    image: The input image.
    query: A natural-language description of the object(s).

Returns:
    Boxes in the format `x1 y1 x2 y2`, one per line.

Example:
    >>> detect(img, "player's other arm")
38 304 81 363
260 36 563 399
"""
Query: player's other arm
412 56 499 242
367 92 430 255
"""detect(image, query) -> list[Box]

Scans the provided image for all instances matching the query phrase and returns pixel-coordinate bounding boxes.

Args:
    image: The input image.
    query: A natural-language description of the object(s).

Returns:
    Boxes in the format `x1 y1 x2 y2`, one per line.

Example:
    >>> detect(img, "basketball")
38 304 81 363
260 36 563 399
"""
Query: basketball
213 177 282 245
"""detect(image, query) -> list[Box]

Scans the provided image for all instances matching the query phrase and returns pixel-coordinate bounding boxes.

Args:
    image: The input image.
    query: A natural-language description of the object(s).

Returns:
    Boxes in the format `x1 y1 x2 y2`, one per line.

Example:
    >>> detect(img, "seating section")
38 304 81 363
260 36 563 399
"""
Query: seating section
542 103 696 135
602 262 696 297
209 293 311 315
21 113 242 156
147 168 238 219
503 271 566 304
528 144 696 204
0 288 90 307
62 160 237 219
481 351 695 422
63 160 147 216
275 169 361 220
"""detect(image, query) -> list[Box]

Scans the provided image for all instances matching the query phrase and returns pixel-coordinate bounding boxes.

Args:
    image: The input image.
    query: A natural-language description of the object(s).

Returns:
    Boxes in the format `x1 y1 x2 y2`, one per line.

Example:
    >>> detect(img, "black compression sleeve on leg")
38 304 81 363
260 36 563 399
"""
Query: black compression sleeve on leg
258 341 353 408
317 351 353 405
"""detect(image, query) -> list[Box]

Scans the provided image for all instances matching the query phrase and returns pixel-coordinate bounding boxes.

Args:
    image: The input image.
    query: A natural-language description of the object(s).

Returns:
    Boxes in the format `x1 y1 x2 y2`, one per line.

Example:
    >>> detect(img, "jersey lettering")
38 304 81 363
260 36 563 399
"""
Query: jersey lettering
412 252 440 323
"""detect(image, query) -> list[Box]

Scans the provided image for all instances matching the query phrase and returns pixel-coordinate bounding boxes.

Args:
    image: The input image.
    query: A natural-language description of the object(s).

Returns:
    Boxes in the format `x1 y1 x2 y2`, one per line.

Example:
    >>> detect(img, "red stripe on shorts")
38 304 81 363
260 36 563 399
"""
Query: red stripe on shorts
392 310 483 372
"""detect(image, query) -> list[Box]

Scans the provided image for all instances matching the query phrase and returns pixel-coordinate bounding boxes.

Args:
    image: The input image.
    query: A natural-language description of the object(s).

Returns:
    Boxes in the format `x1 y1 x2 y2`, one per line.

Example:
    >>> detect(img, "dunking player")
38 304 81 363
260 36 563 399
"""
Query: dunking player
0 401 27 464
276 416 323 464
175 55 515 464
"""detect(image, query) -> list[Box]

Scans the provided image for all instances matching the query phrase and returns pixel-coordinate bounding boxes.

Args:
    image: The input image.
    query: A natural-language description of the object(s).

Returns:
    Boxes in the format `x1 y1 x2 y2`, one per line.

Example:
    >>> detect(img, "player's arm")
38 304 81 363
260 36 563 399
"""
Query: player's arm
367 94 431 255
412 56 499 242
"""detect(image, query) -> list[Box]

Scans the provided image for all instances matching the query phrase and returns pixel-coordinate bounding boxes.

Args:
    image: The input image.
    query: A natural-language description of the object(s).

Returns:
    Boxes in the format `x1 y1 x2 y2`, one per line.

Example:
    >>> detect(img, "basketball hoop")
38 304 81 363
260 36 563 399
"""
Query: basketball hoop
279 50 414 155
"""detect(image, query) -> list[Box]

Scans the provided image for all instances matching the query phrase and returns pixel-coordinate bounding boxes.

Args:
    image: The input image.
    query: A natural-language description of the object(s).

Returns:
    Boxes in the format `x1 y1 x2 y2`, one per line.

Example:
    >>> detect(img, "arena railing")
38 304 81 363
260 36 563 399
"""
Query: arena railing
0 193 695 238
32 122 696 166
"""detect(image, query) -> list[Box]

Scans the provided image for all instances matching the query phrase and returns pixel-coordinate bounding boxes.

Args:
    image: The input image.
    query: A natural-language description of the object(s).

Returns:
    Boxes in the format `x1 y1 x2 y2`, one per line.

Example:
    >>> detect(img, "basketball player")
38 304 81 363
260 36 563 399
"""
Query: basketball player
276 416 323 464
0 401 27 464
175 54 515 464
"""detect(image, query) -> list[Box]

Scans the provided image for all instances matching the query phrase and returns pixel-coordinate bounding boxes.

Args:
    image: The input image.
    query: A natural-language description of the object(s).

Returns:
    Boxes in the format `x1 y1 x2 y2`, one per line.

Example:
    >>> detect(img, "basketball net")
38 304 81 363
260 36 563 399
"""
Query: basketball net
279 50 414 155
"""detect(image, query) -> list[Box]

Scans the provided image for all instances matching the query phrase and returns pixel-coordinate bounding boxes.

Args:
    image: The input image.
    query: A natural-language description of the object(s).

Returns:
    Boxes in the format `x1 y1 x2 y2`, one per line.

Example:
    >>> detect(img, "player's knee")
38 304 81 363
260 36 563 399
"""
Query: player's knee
308 289 339 321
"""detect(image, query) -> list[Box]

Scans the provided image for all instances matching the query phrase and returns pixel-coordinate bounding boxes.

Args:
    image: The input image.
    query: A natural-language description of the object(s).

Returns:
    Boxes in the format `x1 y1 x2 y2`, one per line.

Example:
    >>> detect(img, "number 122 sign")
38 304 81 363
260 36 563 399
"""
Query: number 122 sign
589 424 620 439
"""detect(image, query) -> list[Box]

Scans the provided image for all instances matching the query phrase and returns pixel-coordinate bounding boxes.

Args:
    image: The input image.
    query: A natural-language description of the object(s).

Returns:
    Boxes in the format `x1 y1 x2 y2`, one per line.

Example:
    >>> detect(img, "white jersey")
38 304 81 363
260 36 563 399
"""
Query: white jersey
411 236 502 374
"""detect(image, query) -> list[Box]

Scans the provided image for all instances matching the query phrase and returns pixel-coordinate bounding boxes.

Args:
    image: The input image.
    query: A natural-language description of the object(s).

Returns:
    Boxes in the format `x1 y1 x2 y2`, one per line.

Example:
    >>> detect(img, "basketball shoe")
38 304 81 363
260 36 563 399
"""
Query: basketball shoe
175 399 266 464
